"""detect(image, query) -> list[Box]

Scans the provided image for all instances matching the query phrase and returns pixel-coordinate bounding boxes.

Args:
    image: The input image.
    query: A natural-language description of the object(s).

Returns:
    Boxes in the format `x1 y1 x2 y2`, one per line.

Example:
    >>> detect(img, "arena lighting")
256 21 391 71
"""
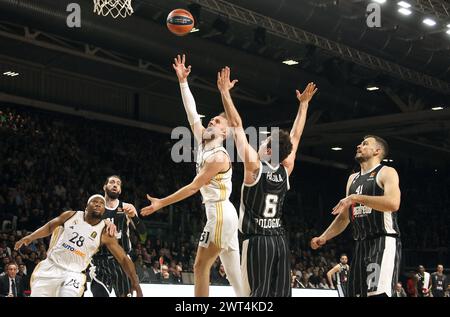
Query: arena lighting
431 106 444 110
366 86 379 91
331 147 343 151
198 114 205 118
447 29 450 35
372 0 386 4
397 1 411 8
447 24 450 28
259 131 271 135
282 59 299 65
398 8 412 15
3 71 19 77
383 159 394 162
423 18 437 26
190 27 200 33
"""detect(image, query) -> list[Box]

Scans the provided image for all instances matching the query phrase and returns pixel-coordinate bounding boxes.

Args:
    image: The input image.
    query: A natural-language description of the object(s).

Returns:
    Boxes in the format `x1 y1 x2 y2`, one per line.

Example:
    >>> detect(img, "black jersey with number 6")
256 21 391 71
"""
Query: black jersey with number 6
239 161 289 237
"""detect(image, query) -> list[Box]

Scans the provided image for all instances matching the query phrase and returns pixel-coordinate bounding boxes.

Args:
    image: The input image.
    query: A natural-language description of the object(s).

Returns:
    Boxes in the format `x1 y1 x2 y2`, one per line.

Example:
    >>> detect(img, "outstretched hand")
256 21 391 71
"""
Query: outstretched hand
217 66 238 93
296 82 318 104
140 194 163 216
331 195 355 216
173 54 191 83
15 236 33 250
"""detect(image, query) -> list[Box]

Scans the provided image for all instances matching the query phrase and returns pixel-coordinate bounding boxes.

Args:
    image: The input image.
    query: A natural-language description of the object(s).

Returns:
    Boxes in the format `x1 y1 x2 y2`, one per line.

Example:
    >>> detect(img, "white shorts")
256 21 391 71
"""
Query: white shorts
199 200 239 251
30 259 86 297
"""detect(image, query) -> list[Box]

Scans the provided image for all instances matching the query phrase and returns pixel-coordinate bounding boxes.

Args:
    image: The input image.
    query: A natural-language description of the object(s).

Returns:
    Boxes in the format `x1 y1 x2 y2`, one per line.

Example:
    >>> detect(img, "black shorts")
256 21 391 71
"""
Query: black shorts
242 235 291 297
348 236 401 297
90 256 131 297
336 283 348 297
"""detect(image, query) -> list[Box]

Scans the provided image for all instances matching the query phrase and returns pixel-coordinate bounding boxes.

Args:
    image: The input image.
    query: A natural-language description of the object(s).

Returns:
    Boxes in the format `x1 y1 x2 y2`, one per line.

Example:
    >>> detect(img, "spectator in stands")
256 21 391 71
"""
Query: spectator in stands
291 271 300 288
17 263 30 291
171 264 183 284
392 282 407 297
160 265 174 284
319 277 330 289
298 272 314 289
148 260 161 283
134 255 147 283
406 271 418 297
211 264 229 286
24 251 38 273
0 262 25 297
309 267 321 288
1 256 10 275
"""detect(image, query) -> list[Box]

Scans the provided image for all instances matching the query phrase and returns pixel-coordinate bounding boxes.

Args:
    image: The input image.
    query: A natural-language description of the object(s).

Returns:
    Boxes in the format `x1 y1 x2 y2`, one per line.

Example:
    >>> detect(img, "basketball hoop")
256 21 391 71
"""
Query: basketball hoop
93 0 134 19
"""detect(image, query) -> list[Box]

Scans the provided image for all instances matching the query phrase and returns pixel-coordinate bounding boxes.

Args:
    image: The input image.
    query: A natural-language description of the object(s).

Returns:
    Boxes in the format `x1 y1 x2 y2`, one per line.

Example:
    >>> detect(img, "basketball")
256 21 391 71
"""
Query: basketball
166 9 194 36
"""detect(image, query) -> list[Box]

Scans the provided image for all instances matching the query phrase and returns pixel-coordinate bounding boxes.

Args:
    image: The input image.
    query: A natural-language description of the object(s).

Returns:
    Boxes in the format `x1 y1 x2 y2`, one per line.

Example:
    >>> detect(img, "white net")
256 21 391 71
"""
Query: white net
93 0 134 19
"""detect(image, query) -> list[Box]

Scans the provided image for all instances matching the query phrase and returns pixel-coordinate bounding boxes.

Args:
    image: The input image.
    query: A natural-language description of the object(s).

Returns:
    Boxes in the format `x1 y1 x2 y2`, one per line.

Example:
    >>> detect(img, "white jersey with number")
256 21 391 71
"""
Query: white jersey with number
195 144 238 251
47 211 105 273
196 144 232 204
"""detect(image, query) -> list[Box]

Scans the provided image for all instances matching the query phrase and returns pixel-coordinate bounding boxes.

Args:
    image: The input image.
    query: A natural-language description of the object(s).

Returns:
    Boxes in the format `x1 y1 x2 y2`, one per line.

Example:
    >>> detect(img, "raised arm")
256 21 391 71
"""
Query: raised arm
217 67 260 182
140 151 229 216
283 83 318 176
101 231 143 297
173 54 205 144
14 210 76 250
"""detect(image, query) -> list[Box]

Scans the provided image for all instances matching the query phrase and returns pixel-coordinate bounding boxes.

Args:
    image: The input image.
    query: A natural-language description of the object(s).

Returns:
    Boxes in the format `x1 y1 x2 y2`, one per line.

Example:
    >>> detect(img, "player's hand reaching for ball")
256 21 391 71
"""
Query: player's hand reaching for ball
140 194 163 216
217 66 238 93
310 236 327 250
173 54 191 83
296 82 318 105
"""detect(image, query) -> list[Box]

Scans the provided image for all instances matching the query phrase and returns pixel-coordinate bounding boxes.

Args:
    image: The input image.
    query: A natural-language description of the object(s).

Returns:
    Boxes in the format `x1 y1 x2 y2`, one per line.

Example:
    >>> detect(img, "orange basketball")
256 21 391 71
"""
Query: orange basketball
166 9 195 36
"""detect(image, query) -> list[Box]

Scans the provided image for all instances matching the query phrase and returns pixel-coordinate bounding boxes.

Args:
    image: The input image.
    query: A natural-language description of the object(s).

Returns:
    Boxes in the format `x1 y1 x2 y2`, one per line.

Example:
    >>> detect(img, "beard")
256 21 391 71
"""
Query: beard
105 188 120 200
86 206 104 220
90 210 103 220
354 154 367 163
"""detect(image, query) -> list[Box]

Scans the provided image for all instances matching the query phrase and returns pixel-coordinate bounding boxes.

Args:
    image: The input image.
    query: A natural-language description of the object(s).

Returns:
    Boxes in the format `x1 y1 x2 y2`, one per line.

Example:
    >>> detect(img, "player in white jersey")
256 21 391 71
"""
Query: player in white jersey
14 195 143 297
141 54 243 297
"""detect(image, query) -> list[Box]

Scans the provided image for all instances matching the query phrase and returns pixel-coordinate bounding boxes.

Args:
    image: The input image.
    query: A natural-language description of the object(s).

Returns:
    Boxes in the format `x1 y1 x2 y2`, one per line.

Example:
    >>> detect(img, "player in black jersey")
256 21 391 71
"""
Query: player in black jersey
327 254 349 297
90 175 146 297
431 265 448 297
217 66 317 297
311 135 401 297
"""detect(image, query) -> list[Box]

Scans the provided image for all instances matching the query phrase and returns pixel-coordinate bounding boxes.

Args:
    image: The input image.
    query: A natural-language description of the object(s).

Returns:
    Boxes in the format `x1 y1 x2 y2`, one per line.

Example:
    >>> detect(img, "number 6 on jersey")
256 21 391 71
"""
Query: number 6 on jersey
263 194 279 218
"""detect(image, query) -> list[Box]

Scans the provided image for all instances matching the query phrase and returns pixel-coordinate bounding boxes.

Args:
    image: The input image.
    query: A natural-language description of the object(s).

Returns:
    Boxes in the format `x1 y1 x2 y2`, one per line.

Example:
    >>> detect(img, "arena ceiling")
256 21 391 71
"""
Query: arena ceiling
0 0 449 167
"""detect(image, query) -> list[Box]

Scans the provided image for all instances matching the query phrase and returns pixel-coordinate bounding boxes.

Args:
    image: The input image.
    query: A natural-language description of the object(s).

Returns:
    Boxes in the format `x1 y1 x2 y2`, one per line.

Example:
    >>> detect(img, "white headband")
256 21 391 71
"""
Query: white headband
87 194 106 205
